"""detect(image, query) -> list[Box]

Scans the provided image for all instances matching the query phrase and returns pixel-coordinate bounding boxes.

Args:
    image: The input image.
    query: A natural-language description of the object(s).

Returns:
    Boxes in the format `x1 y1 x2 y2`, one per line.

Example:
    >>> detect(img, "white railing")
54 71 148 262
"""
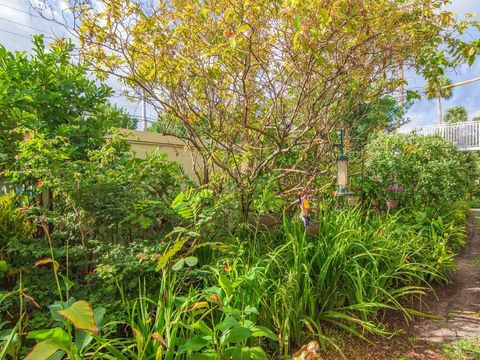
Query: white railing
398 121 480 151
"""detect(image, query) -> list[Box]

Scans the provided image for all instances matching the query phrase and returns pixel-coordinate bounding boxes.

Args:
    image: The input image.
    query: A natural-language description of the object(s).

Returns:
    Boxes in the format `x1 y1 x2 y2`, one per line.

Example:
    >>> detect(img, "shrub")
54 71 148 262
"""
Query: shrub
364 133 480 209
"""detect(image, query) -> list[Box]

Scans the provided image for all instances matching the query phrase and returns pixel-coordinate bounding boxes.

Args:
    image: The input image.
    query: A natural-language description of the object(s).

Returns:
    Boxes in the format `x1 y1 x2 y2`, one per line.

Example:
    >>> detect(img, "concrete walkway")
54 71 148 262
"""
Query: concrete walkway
412 209 480 343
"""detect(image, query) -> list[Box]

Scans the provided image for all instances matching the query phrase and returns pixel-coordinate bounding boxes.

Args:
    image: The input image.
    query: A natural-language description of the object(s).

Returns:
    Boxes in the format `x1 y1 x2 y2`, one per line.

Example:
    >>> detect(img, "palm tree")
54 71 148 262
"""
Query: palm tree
424 76 453 125
444 106 468 123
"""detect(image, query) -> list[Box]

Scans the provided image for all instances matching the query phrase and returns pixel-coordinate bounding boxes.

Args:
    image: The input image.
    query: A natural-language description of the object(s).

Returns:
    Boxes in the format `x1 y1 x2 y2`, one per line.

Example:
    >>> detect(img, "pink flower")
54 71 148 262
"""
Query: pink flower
24 133 31 141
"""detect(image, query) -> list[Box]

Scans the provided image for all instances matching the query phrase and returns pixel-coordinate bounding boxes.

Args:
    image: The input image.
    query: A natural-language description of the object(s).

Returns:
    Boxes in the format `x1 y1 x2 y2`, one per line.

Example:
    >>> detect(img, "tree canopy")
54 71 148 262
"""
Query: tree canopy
424 76 453 102
37 0 480 212
445 106 468 123
0 36 133 169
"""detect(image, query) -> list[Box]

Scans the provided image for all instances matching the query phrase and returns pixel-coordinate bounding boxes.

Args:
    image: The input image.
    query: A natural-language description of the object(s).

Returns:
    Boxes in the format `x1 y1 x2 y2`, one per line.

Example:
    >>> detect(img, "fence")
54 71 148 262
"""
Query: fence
398 121 480 151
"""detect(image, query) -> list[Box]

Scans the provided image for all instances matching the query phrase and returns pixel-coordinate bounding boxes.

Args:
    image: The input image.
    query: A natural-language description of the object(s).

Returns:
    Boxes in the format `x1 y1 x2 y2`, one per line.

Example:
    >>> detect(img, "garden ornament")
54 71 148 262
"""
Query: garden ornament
290 340 322 360
298 190 312 228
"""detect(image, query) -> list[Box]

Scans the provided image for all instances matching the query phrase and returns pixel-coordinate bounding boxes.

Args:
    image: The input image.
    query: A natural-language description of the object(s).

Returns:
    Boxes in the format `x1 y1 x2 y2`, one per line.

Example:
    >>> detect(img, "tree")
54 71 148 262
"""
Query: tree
444 106 468 123
473 116 480 122
40 0 480 216
344 96 406 152
95 103 139 130
0 36 132 169
424 76 453 125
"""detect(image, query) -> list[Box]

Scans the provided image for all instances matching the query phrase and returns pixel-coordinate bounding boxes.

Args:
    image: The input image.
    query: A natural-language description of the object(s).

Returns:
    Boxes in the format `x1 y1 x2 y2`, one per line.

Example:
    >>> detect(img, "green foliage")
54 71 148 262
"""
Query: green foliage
344 96 406 152
12 133 192 242
0 193 35 263
0 36 131 169
1 135 193 337
364 133 480 209
25 299 105 360
444 106 468 123
1 9 478 359
250 177 284 214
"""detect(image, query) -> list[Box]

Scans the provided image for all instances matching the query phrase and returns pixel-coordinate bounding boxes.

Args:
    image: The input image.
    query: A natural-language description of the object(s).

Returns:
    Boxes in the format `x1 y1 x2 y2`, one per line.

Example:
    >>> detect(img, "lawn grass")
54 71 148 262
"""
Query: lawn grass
442 337 480 359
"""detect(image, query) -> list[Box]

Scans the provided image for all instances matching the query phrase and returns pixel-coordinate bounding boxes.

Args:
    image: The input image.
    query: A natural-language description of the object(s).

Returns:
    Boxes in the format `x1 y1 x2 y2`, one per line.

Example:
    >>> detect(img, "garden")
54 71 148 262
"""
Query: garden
2 0 480 359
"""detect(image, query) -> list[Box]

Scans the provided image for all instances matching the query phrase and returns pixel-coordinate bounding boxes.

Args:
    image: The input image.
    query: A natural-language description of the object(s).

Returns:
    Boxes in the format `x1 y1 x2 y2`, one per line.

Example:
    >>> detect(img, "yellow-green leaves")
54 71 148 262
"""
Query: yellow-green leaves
319 8 329 24
58 300 98 334
70 0 480 198
25 328 72 360
155 237 188 271
24 339 67 360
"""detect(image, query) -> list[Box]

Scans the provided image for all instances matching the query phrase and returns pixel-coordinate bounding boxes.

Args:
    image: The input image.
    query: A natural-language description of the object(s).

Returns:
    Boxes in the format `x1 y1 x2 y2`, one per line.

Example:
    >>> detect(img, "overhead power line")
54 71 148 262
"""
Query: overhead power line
0 16 54 36
0 2 45 19
0 27 32 39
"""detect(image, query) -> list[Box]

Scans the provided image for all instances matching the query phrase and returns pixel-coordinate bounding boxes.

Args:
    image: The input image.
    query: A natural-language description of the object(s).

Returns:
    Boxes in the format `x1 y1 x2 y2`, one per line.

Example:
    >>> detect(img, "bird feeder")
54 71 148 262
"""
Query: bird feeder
335 129 349 195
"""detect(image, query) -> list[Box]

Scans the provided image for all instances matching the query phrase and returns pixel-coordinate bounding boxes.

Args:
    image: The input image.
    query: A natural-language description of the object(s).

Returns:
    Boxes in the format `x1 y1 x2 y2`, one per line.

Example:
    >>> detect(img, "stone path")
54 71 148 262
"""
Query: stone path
412 209 480 344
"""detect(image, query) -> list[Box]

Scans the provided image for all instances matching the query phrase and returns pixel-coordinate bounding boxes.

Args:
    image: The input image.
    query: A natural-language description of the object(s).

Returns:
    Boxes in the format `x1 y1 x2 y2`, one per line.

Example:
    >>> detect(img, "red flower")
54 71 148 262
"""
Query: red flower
37 179 44 187
223 265 232 272
224 28 234 38
24 133 31 141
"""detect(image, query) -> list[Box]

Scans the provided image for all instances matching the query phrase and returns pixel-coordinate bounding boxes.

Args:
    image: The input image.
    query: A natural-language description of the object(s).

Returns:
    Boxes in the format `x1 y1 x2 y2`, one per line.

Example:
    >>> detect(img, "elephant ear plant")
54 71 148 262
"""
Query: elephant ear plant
24 300 105 360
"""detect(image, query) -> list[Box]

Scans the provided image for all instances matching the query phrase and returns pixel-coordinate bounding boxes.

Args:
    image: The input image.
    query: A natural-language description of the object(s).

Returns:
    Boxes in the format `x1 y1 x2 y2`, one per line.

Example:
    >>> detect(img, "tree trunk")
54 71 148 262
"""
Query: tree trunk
397 63 404 108
437 96 443 125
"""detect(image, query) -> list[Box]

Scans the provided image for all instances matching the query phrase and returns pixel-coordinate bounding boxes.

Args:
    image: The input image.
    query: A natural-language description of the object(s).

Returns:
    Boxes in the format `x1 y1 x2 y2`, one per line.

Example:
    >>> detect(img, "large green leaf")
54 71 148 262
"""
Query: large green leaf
24 340 67 360
249 325 277 341
218 274 233 297
59 274 75 291
0 325 18 360
58 300 98 334
172 258 185 271
27 327 71 348
221 326 252 345
216 316 239 332
188 320 213 336
190 351 216 360
75 307 106 352
249 347 269 360
49 298 76 324
293 15 300 31
177 336 209 354
185 256 198 267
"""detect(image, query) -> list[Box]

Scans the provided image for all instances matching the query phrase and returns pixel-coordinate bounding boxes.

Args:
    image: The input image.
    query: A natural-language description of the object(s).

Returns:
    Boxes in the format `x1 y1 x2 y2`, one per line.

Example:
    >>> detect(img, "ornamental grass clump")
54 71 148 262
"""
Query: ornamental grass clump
236 208 453 355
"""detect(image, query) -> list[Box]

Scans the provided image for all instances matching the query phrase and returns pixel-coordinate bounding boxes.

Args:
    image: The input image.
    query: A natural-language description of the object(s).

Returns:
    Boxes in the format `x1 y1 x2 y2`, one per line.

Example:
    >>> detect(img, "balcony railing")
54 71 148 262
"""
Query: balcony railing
397 121 480 151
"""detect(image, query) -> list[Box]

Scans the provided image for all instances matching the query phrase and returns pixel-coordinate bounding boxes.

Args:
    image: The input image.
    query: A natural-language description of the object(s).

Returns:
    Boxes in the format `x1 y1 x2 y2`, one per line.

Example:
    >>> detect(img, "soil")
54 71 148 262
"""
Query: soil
318 210 480 360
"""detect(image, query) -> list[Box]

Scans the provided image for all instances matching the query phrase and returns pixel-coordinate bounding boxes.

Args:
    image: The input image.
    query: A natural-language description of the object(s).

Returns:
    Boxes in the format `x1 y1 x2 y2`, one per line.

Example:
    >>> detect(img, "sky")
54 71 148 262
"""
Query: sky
0 0 479 128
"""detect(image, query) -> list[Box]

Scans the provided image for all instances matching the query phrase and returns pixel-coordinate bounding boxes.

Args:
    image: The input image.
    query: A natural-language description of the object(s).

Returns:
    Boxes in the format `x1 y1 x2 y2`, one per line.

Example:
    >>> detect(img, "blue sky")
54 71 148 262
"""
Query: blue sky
0 0 479 126
406 0 480 126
